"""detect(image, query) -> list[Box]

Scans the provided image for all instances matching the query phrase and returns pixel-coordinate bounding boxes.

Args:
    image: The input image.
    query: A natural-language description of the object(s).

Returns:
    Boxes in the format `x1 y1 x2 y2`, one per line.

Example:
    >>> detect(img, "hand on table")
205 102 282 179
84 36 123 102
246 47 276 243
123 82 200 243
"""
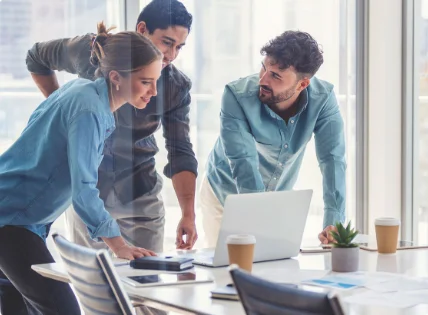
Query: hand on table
318 225 337 244
114 245 156 260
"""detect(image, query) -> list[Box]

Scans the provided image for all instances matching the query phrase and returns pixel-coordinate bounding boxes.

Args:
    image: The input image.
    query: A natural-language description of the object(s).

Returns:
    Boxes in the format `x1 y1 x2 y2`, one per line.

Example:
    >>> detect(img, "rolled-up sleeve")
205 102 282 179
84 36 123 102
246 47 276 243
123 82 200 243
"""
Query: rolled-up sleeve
26 35 92 77
314 90 347 228
220 86 265 193
67 111 120 240
162 84 198 178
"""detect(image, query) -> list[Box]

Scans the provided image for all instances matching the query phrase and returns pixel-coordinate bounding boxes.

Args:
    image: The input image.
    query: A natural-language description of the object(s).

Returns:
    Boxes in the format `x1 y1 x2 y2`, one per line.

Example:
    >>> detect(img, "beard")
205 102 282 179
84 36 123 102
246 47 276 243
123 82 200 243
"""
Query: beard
258 84 297 106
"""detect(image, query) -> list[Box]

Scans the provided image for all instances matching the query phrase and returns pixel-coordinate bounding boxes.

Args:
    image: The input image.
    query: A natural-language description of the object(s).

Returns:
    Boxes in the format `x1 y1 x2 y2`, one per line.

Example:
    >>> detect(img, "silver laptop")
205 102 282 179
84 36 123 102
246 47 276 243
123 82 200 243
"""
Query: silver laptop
193 189 313 267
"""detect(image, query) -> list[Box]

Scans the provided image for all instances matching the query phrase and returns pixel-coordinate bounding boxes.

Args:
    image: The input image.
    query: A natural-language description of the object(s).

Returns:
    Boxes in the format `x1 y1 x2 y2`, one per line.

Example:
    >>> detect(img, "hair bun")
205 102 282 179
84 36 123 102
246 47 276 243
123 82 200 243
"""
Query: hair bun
90 22 116 68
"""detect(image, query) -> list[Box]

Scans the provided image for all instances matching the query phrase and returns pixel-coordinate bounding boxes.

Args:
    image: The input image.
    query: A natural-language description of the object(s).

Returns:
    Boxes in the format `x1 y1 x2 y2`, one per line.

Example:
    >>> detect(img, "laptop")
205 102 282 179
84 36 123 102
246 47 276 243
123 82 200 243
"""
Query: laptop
192 189 313 267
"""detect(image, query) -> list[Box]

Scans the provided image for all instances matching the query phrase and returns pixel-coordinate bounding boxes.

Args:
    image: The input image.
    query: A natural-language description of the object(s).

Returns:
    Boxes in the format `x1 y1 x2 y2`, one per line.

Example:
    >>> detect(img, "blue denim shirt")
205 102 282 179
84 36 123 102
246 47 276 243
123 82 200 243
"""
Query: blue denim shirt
0 78 121 241
206 74 346 228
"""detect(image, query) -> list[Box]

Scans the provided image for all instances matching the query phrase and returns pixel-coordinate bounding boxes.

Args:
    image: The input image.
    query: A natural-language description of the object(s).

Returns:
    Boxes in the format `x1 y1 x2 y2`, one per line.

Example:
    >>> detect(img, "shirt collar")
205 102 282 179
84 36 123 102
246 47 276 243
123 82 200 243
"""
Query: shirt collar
94 77 111 114
263 88 309 120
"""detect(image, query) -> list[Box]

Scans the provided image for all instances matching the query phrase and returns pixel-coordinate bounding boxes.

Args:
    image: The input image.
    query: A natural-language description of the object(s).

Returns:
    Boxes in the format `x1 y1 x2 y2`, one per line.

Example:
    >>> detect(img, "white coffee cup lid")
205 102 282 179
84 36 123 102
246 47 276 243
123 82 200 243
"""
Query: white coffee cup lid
226 234 256 245
375 217 400 226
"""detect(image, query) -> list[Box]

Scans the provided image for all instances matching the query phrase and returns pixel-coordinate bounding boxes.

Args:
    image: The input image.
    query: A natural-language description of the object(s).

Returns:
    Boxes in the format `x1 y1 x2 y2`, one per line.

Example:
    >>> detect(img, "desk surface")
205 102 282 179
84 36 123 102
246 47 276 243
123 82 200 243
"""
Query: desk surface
32 247 428 315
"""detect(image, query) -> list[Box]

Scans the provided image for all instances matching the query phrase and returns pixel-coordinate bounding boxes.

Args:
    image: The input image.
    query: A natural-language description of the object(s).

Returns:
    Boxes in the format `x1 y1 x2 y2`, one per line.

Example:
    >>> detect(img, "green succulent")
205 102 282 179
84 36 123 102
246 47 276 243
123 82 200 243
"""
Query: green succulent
330 221 359 248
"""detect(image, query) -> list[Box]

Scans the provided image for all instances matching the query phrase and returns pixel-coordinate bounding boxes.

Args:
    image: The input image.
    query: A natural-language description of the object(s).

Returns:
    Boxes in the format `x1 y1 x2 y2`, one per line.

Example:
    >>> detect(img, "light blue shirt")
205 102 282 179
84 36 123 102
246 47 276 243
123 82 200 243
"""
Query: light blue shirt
206 74 346 228
0 78 121 241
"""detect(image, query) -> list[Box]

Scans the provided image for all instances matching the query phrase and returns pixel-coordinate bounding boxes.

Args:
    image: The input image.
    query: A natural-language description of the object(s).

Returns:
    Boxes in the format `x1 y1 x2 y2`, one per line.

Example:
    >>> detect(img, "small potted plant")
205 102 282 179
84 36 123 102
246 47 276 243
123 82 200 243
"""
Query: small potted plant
330 221 359 272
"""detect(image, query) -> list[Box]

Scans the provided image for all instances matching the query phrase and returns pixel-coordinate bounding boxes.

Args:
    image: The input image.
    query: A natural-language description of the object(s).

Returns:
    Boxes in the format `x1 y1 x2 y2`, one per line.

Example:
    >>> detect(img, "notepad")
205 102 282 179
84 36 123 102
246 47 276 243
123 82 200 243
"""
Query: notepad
210 285 239 301
130 256 194 271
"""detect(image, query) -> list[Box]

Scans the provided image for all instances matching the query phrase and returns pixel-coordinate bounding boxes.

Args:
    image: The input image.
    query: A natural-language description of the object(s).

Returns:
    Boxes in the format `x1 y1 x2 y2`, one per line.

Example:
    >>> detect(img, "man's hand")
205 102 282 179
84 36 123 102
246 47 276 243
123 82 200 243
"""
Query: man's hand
114 244 157 260
176 216 198 250
318 225 337 244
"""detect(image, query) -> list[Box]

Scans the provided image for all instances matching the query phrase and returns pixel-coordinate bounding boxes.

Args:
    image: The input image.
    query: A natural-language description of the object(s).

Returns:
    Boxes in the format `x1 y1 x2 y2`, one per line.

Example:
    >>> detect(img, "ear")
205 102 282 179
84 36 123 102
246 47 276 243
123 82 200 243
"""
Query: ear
297 78 310 92
108 70 122 88
136 21 148 35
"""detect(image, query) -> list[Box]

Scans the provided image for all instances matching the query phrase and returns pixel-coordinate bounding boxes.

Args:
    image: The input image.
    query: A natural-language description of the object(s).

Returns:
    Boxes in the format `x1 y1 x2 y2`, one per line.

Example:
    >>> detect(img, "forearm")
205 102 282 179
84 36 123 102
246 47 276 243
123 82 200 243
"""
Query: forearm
229 159 265 193
172 171 196 219
31 73 60 98
320 160 346 227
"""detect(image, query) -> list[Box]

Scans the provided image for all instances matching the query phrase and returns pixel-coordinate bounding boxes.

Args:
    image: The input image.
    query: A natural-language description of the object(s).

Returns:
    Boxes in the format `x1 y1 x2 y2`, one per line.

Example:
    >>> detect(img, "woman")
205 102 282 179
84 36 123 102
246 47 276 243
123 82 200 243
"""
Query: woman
0 22 163 314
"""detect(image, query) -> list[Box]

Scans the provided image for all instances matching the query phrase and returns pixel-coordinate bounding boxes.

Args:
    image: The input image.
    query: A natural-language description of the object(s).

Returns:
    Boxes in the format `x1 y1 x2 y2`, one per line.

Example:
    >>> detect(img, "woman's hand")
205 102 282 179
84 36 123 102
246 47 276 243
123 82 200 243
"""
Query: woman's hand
102 236 156 260
114 244 157 260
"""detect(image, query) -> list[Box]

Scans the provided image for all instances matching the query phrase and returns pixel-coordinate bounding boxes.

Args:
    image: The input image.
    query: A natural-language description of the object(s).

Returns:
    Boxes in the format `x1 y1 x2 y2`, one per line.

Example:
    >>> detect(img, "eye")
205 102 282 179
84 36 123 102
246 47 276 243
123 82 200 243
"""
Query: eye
177 45 183 51
163 40 173 47
141 81 151 85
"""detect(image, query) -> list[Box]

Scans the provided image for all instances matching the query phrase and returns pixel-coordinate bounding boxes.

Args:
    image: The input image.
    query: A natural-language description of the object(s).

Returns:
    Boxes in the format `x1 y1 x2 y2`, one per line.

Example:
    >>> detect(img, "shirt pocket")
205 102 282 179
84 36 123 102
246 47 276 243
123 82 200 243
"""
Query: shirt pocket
254 134 282 148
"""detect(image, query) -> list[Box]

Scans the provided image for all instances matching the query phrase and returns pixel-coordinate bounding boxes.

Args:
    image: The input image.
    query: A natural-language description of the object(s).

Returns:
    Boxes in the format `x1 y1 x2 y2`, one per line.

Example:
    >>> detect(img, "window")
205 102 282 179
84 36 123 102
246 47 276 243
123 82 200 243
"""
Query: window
416 0 428 243
139 0 358 250
0 0 358 253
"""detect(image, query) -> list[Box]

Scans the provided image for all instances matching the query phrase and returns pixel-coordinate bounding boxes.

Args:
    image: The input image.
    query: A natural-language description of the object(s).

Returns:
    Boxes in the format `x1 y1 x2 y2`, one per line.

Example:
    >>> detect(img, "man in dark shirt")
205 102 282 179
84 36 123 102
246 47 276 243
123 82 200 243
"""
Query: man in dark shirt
25 0 198 253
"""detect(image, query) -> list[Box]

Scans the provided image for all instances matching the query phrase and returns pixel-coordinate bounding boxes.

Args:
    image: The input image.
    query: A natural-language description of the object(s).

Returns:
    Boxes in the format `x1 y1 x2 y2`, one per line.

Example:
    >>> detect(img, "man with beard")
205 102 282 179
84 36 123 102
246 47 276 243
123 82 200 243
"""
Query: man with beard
201 31 346 247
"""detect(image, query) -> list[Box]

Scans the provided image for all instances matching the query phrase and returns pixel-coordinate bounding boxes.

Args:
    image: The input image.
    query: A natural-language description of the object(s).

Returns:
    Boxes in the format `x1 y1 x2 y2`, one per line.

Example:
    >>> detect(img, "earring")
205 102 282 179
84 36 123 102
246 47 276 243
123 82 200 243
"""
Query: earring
116 85 119 91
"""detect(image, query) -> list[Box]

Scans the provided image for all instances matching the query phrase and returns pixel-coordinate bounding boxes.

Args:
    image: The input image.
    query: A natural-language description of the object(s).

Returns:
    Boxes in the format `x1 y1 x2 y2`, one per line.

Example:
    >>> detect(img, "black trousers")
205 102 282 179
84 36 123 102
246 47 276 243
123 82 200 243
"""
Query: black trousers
0 226 81 315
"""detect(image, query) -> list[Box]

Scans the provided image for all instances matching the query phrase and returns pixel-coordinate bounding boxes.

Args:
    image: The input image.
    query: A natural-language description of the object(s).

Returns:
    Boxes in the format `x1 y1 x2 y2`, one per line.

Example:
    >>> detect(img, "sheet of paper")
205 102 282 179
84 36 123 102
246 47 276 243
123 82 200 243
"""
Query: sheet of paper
366 277 428 292
345 290 428 308
345 291 417 308
302 271 399 290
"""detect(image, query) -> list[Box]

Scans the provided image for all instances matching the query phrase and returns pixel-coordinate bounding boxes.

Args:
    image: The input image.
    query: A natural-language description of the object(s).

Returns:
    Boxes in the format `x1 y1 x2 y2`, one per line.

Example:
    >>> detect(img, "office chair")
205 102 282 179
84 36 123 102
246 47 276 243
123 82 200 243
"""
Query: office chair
229 265 345 315
53 233 134 315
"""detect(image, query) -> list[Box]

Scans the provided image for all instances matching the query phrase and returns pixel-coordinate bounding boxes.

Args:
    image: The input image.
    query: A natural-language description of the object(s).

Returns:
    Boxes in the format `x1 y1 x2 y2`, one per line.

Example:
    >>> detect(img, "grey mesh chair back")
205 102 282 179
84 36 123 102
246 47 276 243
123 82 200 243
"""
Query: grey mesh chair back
53 233 134 315
230 266 345 315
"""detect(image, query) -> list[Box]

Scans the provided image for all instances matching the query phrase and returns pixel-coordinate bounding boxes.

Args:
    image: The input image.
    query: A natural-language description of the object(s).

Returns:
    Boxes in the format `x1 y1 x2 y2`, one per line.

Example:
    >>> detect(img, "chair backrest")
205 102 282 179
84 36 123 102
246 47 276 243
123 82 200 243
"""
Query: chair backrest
229 266 345 315
53 233 134 315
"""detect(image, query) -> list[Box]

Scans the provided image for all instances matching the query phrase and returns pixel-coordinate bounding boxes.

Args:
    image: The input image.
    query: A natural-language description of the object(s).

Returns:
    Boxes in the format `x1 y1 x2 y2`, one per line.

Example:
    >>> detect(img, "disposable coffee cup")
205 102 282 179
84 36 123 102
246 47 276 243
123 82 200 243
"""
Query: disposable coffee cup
375 218 400 254
226 234 256 272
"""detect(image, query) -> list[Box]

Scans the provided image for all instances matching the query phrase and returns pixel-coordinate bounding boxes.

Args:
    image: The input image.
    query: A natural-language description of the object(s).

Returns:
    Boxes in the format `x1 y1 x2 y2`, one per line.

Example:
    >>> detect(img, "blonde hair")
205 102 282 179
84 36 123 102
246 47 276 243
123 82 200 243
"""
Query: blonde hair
90 21 162 79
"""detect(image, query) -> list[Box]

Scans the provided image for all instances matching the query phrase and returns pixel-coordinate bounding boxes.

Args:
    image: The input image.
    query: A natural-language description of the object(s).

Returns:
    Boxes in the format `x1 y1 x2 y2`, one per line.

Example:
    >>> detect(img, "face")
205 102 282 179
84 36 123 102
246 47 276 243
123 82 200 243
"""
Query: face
137 22 189 69
112 58 163 110
258 56 308 106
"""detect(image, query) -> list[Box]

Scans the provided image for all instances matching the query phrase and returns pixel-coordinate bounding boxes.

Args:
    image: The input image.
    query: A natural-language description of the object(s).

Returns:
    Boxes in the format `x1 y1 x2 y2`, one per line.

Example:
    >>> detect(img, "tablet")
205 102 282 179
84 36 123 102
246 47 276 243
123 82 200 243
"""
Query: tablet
121 272 213 287
359 240 428 251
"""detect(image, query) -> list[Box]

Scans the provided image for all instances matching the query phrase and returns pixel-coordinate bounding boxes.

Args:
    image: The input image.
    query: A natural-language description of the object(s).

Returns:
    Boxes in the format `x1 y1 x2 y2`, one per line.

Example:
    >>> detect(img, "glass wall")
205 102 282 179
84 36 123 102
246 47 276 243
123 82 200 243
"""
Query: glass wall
140 0 358 249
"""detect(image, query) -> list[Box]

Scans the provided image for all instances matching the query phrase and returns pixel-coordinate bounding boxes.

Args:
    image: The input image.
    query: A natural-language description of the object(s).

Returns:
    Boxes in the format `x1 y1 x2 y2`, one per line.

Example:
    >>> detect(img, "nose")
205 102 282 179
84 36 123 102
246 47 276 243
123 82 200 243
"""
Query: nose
259 71 268 85
164 47 178 63
151 82 157 97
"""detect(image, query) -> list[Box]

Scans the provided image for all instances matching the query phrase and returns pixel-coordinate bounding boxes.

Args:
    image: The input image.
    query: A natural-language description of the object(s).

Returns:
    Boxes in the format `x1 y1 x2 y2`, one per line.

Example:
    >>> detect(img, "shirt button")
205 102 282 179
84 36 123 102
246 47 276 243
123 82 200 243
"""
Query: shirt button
279 163 283 166
290 120 294 124
273 177 277 180
284 144 288 149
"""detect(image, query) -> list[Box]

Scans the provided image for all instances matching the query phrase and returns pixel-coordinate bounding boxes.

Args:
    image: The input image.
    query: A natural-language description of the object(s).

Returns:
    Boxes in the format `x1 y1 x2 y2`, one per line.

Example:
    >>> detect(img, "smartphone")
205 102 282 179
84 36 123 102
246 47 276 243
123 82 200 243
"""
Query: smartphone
300 245 332 253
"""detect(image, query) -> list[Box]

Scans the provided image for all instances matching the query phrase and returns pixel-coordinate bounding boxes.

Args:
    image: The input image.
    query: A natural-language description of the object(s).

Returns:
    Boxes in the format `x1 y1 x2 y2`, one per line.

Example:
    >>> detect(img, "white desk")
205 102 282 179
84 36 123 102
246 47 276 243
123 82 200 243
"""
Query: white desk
32 248 428 315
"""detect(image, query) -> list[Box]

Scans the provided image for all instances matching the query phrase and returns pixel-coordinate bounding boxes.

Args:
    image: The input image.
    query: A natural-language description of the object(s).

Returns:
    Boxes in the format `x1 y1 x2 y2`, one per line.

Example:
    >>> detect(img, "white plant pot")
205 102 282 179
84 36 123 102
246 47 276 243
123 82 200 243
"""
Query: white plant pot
331 247 359 272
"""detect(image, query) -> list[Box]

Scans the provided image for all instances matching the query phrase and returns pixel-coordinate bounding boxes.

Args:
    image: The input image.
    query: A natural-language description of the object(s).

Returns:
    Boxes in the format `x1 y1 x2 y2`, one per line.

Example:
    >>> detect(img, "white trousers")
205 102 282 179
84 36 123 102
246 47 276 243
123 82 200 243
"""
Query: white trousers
200 175 224 248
